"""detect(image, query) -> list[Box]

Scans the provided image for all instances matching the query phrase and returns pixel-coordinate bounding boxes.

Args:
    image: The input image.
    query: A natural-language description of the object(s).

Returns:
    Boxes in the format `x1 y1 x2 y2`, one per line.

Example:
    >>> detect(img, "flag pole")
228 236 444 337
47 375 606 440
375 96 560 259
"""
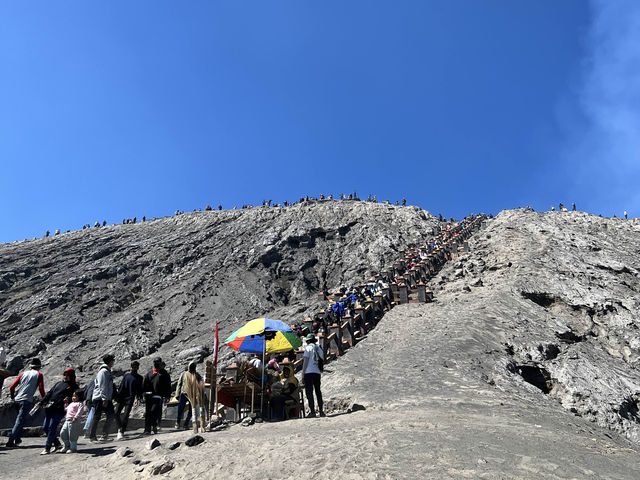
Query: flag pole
209 321 219 422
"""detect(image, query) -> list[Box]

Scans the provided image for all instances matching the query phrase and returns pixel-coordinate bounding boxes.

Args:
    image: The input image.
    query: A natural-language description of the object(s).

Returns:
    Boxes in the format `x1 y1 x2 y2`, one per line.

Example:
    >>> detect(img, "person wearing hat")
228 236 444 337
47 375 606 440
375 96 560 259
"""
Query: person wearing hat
6 358 46 447
89 354 119 442
143 357 172 434
39 367 79 454
270 364 299 420
302 334 325 418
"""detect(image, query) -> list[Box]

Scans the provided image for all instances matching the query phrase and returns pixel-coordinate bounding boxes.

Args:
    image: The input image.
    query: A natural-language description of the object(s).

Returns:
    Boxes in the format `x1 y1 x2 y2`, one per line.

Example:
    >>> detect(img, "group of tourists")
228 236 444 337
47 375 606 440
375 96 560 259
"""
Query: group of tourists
2 354 204 455
4 210 483 459
35 193 432 242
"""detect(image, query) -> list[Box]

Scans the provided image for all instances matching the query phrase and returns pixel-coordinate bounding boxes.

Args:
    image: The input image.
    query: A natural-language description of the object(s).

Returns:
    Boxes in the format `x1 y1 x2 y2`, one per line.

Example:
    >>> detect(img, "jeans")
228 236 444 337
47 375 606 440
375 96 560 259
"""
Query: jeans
89 400 119 438
43 412 64 450
115 401 134 433
303 373 323 414
83 406 95 431
176 393 191 428
9 399 33 443
60 419 81 451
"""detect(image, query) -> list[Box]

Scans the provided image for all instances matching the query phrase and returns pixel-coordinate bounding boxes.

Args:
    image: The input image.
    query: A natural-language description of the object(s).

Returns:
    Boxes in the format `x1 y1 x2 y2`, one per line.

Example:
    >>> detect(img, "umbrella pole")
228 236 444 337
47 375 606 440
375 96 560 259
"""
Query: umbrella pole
261 340 265 417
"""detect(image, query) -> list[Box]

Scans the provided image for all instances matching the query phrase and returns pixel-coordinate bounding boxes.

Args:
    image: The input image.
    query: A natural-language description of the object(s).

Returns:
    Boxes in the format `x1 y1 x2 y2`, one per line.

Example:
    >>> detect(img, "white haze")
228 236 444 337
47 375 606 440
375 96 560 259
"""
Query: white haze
569 1 640 216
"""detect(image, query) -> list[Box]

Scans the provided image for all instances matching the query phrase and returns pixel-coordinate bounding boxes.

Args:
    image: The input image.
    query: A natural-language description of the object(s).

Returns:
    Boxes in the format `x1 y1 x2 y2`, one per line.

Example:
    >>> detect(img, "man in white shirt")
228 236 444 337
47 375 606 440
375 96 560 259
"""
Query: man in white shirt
302 334 325 418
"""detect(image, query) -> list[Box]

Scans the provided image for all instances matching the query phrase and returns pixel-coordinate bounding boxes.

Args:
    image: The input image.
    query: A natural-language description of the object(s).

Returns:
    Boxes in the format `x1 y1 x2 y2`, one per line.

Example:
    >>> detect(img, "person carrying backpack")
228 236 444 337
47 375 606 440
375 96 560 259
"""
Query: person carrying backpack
115 360 143 440
143 357 171 434
302 334 325 418
88 354 119 442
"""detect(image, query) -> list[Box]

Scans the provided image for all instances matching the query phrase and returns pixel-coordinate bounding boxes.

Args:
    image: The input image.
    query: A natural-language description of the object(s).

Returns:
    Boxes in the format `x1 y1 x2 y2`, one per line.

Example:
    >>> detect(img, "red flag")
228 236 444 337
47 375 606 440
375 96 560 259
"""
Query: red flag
213 322 219 368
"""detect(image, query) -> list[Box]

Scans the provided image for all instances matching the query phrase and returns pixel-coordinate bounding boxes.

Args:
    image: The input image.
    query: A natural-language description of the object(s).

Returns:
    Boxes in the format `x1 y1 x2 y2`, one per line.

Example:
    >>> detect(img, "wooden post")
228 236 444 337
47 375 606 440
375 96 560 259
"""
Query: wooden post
417 282 427 303
399 283 409 304
330 323 343 355
373 293 383 318
341 319 353 348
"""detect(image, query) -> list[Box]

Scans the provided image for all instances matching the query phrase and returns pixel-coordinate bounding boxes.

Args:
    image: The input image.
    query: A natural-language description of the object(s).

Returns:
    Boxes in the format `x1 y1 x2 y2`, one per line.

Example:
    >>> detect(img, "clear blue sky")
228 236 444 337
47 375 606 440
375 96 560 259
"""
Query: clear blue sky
1 1 639 244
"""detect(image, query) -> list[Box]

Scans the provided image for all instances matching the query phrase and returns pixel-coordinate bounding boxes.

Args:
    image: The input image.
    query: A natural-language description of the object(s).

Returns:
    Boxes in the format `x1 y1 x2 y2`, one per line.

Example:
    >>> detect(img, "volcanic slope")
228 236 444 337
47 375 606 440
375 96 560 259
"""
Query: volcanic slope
5 209 640 480
0 201 439 384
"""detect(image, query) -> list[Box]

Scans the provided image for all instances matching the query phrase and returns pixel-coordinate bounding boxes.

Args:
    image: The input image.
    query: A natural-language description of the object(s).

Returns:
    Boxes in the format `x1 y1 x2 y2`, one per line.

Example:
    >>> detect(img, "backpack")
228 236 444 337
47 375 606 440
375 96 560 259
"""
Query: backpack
316 345 324 372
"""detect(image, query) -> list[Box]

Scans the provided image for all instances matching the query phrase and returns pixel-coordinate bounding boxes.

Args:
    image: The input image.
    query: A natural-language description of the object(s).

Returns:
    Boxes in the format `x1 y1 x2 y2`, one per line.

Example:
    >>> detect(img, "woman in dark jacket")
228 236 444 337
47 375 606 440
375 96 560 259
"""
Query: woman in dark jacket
40 368 79 454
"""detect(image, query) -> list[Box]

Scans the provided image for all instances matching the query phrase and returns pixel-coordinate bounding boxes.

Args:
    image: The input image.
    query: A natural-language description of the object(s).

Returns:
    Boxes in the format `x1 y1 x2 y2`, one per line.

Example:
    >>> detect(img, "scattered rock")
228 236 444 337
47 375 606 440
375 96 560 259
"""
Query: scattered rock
147 438 161 450
167 441 181 450
240 416 254 427
148 457 174 475
185 435 205 447
115 446 134 457
177 346 209 361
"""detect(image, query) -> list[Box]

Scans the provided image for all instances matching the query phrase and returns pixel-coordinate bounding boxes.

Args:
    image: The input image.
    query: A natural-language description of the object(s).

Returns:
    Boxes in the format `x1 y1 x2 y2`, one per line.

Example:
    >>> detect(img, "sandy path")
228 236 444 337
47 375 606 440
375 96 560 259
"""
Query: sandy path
3 303 640 479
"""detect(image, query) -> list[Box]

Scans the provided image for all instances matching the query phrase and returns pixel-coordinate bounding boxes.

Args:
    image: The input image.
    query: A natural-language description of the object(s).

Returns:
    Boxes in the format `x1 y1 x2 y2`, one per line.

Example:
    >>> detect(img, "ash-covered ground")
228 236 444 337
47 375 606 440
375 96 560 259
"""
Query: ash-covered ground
2 205 640 479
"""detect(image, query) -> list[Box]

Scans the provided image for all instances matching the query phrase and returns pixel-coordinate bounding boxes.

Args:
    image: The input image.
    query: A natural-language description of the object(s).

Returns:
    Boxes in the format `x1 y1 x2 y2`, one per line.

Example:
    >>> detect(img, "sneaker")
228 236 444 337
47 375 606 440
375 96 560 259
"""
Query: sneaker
65 449 76 454
174 422 180 429
40 449 50 455
319 411 326 417
116 431 124 441
14 438 22 446
98 434 110 441
308 412 317 418
89 437 99 443
5 441 16 448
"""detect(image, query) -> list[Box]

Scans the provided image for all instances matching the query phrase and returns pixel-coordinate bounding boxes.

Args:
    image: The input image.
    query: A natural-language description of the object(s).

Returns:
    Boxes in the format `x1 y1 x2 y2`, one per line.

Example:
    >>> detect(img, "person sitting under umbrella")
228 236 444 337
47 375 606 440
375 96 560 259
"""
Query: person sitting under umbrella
269 365 299 421
241 354 265 385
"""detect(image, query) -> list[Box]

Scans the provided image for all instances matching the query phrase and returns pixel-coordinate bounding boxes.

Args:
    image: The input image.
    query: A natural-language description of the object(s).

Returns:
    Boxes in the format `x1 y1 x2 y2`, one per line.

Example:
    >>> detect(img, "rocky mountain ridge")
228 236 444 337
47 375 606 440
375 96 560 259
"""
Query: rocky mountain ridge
0 201 439 384
3 203 640 454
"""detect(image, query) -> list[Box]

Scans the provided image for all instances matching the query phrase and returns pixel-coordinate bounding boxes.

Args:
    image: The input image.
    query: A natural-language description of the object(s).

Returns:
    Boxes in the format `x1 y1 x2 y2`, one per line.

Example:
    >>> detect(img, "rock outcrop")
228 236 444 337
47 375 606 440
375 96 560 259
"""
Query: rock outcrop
424 209 640 443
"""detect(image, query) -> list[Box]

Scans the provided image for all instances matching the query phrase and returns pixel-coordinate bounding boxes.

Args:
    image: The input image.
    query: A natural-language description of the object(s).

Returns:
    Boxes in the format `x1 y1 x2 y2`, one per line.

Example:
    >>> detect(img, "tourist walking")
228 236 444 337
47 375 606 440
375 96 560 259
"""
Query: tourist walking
182 361 206 433
6 358 45 448
143 357 172 434
302 334 325 418
89 354 119 442
59 389 84 453
40 367 78 454
174 365 191 430
115 361 143 440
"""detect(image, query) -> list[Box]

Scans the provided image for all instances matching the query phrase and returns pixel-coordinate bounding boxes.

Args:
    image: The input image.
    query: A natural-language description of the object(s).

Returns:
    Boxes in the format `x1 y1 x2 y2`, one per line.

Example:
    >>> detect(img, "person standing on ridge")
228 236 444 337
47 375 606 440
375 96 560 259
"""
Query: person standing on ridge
302 334 325 418
115 361 143 440
6 358 45 448
89 354 119 442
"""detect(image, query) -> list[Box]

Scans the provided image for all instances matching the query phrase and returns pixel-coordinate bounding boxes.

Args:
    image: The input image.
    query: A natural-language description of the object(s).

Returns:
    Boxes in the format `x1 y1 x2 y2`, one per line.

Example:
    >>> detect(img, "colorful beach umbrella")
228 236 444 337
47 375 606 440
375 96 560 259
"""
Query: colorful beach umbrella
224 318 302 354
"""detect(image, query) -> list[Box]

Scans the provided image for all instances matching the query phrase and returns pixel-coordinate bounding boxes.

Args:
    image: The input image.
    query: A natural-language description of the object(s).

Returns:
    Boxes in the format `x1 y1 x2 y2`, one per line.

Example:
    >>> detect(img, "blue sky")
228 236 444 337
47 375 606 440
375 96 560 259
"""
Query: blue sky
1 1 638 244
